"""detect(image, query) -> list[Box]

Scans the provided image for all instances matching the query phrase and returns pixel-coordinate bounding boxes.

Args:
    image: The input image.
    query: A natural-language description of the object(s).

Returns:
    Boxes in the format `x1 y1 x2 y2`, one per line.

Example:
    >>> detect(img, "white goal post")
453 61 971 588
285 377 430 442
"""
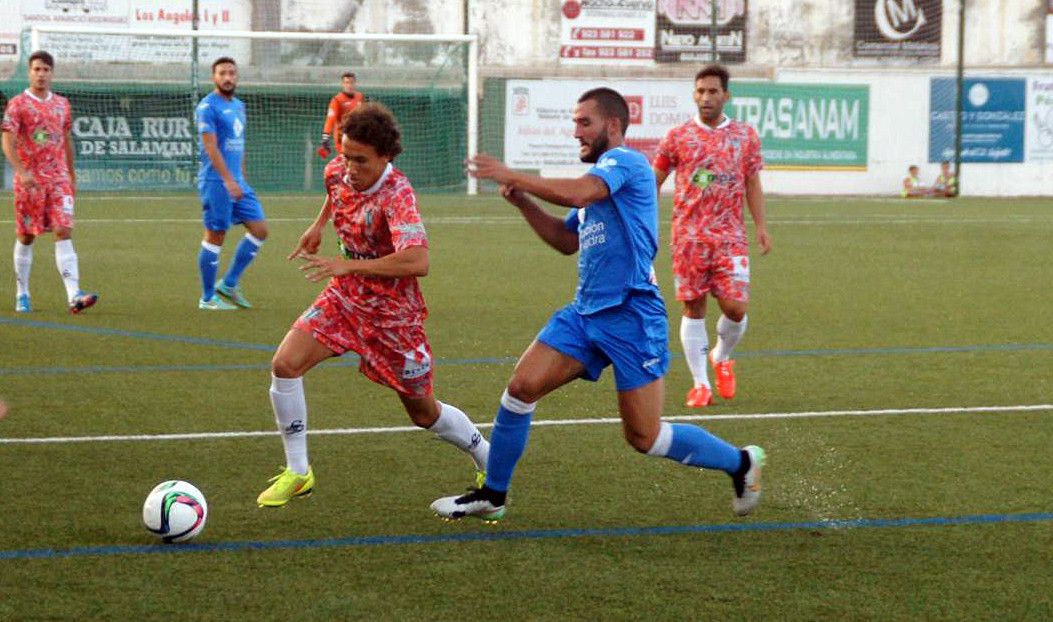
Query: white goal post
29 25 479 195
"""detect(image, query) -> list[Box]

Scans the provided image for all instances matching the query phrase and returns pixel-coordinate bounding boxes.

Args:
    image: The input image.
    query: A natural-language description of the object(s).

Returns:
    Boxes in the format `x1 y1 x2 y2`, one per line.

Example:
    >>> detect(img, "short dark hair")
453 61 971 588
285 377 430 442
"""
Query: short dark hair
577 87 630 135
211 57 237 72
341 72 356 80
340 102 403 159
28 50 54 69
695 64 730 91
941 160 951 166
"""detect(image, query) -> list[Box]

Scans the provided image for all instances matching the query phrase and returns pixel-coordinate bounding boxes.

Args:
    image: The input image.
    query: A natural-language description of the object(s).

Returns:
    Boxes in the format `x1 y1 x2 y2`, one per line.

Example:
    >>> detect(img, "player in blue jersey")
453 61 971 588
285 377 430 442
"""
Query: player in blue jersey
431 88 766 521
194 57 267 310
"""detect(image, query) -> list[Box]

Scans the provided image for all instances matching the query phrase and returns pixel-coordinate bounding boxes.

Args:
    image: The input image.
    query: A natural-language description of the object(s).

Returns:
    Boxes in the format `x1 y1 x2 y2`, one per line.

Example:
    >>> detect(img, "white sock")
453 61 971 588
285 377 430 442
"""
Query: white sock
53 239 80 303
13 240 32 297
679 316 711 389
430 401 490 470
712 314 748 362
269 375 309 475
646 421 674 457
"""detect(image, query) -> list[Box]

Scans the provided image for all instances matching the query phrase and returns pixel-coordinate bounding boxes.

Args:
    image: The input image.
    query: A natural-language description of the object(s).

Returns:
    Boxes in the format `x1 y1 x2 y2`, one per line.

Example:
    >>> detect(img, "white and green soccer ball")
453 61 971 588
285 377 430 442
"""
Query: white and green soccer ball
142 480 208 543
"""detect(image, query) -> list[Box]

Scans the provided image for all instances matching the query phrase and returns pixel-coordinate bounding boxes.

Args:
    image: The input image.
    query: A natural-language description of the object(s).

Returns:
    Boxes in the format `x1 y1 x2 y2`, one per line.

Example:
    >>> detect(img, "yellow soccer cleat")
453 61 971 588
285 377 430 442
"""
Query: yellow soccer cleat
257 466 315 507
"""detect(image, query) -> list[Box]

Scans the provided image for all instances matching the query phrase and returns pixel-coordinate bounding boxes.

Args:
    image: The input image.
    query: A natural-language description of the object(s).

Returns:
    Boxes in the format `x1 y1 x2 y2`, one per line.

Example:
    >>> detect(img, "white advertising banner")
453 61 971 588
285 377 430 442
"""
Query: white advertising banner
1028 77 1053 160
559 0 656 65
7 0 251 63
505 79 693 170
1046 4 1052 64
123 0 252 63
0 2 22 61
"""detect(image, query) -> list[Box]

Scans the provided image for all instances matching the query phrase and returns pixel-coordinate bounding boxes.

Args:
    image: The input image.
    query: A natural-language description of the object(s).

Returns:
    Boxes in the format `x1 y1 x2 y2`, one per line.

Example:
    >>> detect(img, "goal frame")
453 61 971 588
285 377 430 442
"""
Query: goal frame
30 25 479 195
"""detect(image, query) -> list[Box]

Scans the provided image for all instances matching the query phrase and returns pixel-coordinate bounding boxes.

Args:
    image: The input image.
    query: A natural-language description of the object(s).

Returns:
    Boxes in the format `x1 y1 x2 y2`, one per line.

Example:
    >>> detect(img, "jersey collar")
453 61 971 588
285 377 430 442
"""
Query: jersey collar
347 162 393 195
23 89 53 103
694 114 730 131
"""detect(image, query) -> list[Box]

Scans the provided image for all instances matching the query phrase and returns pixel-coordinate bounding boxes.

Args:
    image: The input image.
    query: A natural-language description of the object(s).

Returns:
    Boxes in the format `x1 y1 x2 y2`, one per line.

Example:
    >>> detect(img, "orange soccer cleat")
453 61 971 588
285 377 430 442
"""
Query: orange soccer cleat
685 385 715 408
710 353 737 400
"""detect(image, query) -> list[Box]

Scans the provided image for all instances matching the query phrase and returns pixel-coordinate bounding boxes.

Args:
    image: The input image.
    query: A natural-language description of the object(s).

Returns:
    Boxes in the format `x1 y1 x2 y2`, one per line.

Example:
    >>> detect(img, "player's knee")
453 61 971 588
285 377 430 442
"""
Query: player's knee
18 234 35 245
725 309 746 322
53 227 72 240
404 399 439 428
247 223 269 241
624 427 657 454
204 230 226 246
506 377 543 404
271 355 303 379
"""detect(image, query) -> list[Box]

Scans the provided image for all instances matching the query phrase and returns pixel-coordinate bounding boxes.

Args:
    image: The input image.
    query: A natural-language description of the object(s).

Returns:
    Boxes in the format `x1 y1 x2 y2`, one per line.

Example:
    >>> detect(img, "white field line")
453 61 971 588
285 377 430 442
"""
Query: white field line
2 403 1050 445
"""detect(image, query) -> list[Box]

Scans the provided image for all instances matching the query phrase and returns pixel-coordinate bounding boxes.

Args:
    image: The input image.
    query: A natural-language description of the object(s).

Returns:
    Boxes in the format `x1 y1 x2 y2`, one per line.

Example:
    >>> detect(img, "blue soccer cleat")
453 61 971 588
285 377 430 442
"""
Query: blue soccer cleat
15 294 31 313
199 294 237 311
215 281 253 309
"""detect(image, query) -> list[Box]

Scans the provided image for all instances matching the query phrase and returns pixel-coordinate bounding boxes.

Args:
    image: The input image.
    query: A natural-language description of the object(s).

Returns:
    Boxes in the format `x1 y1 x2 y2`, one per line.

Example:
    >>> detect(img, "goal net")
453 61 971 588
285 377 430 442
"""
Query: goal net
15 26 478 193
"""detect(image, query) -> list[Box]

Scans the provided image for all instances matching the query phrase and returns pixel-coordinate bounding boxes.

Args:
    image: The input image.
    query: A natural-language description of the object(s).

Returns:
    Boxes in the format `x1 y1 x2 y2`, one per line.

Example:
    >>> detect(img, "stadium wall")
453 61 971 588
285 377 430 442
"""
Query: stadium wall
766 68 1053 197
485 68 1053 197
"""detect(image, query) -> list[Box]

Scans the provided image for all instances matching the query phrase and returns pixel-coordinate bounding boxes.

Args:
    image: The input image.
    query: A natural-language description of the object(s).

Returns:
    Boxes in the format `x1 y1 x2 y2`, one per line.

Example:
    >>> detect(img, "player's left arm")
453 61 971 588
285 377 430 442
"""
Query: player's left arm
468 154 608 207
745 172 771 255
298 246 429 281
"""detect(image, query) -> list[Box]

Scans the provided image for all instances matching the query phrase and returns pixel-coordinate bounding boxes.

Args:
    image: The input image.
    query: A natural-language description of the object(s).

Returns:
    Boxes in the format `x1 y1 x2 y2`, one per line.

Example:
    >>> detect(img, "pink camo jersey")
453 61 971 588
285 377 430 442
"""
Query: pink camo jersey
2 90 72 183
655 116 762 302
292 157 433 396
319 156 429 326
655 116 762 247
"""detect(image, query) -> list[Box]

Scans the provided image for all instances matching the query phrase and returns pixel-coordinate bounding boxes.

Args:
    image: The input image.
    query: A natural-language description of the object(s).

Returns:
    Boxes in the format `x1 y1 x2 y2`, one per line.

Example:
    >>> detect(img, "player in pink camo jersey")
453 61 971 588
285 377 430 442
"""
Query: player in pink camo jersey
255 102 490 508
2 50 97 314
653 64 771 408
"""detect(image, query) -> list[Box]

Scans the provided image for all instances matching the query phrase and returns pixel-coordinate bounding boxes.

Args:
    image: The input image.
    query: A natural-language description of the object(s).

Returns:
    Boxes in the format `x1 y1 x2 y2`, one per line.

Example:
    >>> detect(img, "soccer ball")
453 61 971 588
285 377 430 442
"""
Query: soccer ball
142 480 208 543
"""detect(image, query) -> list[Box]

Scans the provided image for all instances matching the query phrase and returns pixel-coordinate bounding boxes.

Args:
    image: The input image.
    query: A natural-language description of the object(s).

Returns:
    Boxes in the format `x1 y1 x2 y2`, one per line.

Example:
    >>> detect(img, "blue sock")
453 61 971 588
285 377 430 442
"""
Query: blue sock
484 392 535 493
198 242 221 300
223 234 263 288
666 423 743 474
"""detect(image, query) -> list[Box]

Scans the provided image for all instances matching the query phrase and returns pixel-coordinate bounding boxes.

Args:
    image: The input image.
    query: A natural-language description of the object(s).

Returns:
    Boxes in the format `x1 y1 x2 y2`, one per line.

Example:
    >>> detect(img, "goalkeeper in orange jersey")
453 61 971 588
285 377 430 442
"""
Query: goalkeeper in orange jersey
317 71 365 158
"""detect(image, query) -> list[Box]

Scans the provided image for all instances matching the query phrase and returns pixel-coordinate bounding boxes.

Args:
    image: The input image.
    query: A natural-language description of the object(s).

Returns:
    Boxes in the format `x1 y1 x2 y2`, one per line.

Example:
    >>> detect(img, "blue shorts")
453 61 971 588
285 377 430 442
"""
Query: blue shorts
198 180 265 232
537 291 670 392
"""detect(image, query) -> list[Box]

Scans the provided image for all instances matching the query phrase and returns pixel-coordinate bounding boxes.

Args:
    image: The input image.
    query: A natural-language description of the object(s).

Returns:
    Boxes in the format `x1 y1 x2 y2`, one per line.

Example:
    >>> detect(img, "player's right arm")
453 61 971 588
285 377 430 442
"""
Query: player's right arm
320 96 340 156
201 133 242 200
652 129 676 191
1 103 35 188
1 131 33 188
500 184 579 255
289 195 332 260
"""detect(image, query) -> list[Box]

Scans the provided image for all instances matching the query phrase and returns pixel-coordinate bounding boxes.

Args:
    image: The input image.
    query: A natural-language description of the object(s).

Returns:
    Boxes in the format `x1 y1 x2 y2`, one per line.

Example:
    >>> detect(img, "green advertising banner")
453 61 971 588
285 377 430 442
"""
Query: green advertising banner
3 82 468 192
727 83 869 170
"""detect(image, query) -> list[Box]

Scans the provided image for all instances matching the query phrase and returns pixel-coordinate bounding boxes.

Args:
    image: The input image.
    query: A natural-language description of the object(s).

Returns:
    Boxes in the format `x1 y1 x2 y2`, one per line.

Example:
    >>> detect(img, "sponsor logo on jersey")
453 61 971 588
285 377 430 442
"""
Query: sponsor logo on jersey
339 241 378 260
32 129 49 145
691 166 737 189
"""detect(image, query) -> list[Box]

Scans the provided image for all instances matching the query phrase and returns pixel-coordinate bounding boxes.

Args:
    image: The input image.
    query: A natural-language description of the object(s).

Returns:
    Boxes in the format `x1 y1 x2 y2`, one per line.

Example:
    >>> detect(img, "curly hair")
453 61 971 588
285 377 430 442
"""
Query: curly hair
339 102 403 159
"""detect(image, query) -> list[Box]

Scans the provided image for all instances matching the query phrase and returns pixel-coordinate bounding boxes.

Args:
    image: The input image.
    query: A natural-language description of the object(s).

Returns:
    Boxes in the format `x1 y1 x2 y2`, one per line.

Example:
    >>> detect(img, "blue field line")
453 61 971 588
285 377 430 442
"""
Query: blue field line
0 316 274 352
2 511 1050 561
3 315 1053 377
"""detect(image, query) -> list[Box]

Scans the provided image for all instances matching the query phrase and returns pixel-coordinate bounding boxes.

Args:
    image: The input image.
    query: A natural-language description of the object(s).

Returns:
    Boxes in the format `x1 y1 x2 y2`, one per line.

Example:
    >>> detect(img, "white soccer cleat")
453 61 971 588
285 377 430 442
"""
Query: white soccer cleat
732 445 765 516
431 488 506 522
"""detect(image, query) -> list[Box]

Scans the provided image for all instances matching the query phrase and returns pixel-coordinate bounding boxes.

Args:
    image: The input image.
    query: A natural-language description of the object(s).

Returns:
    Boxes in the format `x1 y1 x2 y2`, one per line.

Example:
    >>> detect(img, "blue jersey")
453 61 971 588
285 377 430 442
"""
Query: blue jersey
563 146 661 315
195 92 246 184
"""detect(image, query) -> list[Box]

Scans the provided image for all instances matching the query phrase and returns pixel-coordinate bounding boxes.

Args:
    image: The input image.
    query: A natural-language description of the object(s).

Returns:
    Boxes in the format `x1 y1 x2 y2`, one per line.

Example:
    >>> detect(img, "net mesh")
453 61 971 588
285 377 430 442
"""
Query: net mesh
2 29 470 192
